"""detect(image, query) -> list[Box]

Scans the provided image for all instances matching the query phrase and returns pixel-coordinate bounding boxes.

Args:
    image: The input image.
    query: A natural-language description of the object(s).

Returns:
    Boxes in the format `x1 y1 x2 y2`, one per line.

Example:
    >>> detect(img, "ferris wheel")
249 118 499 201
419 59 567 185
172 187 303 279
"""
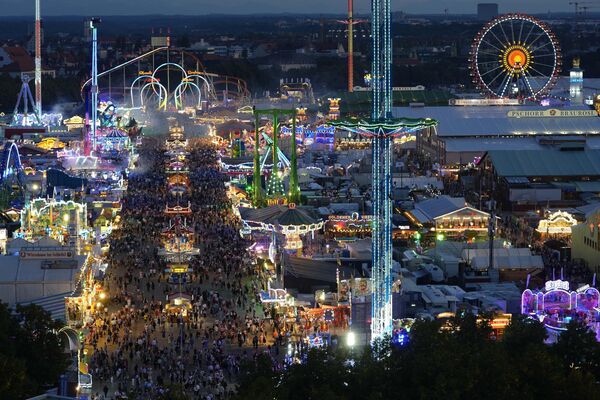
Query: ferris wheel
469 14 562 100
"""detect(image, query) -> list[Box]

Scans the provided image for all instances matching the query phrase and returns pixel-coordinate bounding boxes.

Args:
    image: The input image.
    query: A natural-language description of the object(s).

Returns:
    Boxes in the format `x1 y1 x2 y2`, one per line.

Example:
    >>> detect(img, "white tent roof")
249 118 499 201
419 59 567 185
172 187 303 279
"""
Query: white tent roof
464 248 544 270
0 255 87 305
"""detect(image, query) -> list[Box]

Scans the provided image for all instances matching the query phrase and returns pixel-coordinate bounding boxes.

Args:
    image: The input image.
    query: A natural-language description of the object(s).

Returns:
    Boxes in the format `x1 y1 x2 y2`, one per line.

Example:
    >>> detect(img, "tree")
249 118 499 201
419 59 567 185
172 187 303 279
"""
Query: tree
0 303 69 400
235 314 600 400
234 353 276 400
553 320 600 379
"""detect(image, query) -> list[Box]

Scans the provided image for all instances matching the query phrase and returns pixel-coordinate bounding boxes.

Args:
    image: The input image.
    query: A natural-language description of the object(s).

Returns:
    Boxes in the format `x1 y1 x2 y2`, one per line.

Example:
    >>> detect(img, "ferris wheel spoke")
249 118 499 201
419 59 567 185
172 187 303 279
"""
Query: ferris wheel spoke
498 21 511 46
480 40 503 53
533 62 557 69
526 32 547 49
479 64 504 77
528 65 551 80
529 41 553 53
518 19 525 43
487 69 508 88
510 19 516 43
522 22 536 46
488 29 508 50
532 52 556 58
479 60 501 66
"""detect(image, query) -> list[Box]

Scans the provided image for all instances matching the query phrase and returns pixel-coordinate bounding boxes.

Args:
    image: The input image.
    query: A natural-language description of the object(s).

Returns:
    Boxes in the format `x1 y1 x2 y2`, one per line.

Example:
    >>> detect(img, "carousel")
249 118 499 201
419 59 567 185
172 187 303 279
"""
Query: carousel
165 126 188 150
167 174 190 196
536 210 578 237
18 198 89 250
159 217 199 259
522 278 600 341
239 203 323 254
166 159 189 174
165 202 192 216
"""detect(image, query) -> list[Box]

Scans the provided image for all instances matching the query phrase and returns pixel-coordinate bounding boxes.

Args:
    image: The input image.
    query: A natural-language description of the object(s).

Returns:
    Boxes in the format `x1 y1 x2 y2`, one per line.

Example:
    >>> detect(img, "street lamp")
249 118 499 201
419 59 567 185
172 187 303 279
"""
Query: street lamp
346 331 356 347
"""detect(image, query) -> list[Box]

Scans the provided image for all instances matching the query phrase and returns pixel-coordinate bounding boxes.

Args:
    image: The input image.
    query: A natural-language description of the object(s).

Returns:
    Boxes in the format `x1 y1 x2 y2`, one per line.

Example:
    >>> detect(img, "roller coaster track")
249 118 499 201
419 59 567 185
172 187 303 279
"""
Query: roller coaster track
80 47 250 104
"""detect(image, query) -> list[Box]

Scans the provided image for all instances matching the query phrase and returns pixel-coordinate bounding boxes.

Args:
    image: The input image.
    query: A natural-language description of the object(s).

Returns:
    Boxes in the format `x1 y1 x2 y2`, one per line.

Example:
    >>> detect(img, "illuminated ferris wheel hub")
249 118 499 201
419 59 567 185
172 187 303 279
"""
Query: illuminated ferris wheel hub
470 13 562 100
503 45 531 73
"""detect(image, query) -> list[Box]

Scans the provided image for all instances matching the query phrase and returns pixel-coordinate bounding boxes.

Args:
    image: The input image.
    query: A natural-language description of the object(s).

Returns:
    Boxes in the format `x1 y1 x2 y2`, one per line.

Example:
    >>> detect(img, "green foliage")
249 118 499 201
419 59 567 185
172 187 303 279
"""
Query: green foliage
0 303 70 400
235 314 600 400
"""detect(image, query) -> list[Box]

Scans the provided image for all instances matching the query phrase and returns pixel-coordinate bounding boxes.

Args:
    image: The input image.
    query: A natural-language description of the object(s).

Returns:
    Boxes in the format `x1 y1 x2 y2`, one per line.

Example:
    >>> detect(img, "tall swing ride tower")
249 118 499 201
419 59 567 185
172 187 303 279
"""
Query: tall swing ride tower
333 0 437 341
34 0 42 116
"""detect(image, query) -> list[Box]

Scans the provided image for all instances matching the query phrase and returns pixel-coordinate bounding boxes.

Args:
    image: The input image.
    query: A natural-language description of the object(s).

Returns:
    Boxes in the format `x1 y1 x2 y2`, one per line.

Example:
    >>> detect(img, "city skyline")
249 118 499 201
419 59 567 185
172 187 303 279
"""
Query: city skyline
0 0 586 17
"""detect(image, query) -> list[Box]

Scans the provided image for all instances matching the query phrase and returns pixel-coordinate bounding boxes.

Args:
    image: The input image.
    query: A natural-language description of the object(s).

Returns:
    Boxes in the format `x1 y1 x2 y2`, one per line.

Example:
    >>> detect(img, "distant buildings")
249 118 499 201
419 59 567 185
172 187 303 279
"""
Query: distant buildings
572 208 600 272
0 46 34 77
477 3 499 21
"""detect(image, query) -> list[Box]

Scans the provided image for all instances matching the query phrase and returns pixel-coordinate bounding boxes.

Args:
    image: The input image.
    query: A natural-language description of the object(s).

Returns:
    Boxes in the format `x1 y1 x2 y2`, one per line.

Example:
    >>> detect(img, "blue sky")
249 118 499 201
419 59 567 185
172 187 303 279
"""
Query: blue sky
2 0 575 16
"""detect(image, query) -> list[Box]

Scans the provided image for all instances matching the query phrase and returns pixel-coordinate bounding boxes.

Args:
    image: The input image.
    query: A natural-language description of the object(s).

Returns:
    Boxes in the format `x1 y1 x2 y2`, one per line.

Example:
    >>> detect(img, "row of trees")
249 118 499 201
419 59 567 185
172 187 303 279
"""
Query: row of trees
0 303 69 400
236 314 600 400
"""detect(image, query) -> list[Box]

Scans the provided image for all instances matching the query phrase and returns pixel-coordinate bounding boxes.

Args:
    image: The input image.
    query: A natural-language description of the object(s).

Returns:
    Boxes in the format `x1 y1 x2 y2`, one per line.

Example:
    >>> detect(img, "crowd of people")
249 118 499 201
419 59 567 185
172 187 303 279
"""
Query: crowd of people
85 132 279 399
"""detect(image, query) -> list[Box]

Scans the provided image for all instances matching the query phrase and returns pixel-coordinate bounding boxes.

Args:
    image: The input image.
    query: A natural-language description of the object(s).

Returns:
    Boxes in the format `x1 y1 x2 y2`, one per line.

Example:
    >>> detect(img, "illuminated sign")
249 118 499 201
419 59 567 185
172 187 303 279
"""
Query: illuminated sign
20 250 75 259
169 263 189 273
508 109 598 118
329 213 373 221
138 71 153 76
450 98 522 106
545 279 570 292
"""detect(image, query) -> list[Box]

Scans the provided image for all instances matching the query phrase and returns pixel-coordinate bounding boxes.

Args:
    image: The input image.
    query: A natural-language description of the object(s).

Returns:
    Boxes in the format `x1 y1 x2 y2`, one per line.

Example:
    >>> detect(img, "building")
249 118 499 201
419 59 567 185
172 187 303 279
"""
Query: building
0 46 35 77
394 104 600 164
0 237 90 315
572 208 600 272
406 195 491 239
477 3 499 21
478 149 600 210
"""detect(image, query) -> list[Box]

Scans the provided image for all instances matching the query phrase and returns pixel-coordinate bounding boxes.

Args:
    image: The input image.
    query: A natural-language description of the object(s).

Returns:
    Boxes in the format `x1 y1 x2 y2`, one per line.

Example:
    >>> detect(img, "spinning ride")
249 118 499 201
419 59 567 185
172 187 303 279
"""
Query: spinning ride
522 279 600 340
470 14 562 100
0 142 25 208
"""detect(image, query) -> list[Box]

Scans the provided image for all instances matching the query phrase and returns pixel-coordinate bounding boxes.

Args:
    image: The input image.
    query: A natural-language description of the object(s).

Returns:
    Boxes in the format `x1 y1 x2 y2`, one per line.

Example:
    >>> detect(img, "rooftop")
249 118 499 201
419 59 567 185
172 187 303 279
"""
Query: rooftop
484 149 600 177
392 105 600 137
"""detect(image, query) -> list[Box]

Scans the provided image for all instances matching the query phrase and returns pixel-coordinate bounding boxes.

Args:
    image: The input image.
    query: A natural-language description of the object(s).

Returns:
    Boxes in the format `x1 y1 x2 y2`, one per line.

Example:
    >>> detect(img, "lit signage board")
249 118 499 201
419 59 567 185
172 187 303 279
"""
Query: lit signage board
508 109 598 118
20 250 75 259
545 279 569 291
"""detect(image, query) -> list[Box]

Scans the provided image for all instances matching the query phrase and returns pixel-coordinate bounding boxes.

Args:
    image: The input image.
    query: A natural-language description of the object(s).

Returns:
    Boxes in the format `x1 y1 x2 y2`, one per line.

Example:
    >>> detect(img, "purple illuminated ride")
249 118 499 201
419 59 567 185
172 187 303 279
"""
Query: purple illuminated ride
522 277 600 341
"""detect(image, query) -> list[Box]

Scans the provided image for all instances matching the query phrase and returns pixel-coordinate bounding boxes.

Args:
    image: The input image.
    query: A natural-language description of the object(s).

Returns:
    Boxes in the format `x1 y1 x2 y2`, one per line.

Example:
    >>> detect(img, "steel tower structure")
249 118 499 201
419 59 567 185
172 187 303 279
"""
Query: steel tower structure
12 75 41 126
89 19 100 153
369 0 393 340
347 0 355 92
333 0 437 341
252 108 300 207
338 0 366 92
34 0 42 116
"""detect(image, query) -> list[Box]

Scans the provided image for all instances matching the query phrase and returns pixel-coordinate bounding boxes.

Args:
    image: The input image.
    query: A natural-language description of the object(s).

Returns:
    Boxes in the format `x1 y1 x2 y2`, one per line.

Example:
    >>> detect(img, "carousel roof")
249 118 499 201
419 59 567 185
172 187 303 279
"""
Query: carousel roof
240 205 320 226
276 208 317 226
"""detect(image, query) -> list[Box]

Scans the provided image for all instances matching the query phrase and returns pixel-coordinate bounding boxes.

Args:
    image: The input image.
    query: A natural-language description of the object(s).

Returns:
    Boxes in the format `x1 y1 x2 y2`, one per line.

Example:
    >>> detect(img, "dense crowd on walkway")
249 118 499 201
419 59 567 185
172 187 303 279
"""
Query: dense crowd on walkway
85 133 279 400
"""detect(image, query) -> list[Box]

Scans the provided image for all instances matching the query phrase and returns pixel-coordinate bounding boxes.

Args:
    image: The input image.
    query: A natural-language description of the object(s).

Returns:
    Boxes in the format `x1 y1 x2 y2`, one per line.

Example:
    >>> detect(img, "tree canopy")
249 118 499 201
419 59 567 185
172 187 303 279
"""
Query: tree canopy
235 314 600 400
0 303 70 400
